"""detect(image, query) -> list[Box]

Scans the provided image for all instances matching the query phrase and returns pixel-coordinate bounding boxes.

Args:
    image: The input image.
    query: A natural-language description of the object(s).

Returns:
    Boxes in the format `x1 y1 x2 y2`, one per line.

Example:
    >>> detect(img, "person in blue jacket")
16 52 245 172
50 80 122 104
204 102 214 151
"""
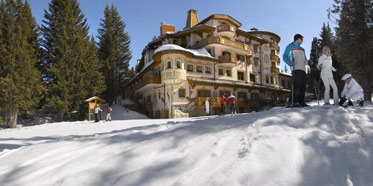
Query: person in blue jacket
283 34 308 107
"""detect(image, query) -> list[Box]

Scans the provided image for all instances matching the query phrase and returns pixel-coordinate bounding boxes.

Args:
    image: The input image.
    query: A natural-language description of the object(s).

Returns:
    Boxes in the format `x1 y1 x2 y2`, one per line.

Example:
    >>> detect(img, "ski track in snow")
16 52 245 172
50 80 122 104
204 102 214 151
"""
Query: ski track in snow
0 102 372 186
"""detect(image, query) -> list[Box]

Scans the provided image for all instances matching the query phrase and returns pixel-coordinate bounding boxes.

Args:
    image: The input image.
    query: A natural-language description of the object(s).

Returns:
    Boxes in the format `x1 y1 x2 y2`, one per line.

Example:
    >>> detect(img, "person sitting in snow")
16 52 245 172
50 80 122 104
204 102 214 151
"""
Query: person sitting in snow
106 105 112 121
339 73 364 107
94 105 103 122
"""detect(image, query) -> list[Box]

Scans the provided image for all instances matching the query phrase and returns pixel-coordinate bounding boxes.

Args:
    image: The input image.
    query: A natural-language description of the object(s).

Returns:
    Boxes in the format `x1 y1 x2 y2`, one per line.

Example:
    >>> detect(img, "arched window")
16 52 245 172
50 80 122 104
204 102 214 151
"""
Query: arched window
167 61 172 69
176 60 181 69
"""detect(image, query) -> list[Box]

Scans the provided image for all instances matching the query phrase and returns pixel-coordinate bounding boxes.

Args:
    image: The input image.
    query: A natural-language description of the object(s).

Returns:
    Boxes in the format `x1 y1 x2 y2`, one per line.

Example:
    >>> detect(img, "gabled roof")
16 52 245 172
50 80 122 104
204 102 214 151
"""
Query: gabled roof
248 30 281 43
198 14 242 28
236 29 269 44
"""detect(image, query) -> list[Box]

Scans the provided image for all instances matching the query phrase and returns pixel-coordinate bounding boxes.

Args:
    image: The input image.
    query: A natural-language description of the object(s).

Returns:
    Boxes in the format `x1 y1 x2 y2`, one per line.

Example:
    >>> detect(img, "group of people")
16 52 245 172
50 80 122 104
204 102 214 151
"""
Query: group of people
202 93 238 116
93 105 112 122
283 34 364 108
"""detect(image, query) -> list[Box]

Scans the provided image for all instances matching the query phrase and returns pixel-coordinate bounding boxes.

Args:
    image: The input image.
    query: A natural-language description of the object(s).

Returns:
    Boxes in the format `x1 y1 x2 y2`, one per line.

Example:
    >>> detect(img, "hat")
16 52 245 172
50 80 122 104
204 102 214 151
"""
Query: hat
342 73 352 80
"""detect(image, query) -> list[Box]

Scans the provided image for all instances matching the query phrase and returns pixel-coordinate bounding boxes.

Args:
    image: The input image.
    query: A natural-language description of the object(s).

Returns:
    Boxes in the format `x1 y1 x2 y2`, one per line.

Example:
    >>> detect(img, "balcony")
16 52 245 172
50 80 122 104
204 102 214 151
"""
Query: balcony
134 75 161 90
270 42 279 51
218 56 237 65
271 67 280 74
217 25 235 38
270 54 280 66
193 36 251 53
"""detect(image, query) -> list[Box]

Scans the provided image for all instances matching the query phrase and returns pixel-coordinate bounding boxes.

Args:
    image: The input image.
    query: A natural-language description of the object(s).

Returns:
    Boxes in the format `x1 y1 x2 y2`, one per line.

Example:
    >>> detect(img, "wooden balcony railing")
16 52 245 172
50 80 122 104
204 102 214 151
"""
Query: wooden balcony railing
218 56 237 64
271 67 280 74
270 54 280 65
134 75 161 90
193 36 251 52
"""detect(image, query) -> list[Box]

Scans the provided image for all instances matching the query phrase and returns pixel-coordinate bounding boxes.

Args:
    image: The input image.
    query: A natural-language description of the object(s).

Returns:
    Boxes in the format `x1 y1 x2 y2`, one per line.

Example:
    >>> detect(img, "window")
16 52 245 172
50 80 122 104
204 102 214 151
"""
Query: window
288 80 292 88
237 71 244 80
196 65 203 73
253 45 258 53
272 62 276 68
266 76 269 84
176 61 181 69
222 51 231 57
238 92 247 99
179 89 185 98
270 38 275 43
187 64 194 72
205 66 211 74
236 54 245 62
219 68 224 76
282 80 286 87
270 76 274 84
251 93 259 100
226 69 231 77
167 61 172 69
250 74 256 82
198 90 210 97
254 58 259 63
220 91 231 97
271 50 276 56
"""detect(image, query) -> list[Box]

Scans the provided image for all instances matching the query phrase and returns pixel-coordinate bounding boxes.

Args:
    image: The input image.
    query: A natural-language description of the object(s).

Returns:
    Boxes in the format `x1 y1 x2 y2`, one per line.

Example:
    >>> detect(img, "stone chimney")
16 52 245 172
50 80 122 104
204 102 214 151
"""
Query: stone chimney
185 9 199 29
160 22 175 36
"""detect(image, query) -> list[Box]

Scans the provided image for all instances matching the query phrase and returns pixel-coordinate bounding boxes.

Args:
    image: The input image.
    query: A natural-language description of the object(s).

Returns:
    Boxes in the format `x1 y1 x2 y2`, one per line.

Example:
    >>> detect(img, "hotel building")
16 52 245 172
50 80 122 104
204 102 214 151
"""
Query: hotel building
126 9 292 118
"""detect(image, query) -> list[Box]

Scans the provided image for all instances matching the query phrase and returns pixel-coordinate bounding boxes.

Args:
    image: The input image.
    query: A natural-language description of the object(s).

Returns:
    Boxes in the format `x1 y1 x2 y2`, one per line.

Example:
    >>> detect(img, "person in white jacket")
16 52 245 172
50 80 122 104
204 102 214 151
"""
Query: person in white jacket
205 97 211 115
339 73 364 107
93 105 102 122
317 46 338 106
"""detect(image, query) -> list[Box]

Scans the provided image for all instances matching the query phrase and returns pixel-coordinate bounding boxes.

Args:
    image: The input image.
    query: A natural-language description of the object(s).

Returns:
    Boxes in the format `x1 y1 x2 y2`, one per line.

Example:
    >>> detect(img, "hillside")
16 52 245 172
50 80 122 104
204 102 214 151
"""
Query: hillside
0 103 372 186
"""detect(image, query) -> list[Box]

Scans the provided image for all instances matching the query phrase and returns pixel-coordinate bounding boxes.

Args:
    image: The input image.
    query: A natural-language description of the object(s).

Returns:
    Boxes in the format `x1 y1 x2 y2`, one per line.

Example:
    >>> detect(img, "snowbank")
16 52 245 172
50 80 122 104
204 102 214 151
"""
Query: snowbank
0 103 372 186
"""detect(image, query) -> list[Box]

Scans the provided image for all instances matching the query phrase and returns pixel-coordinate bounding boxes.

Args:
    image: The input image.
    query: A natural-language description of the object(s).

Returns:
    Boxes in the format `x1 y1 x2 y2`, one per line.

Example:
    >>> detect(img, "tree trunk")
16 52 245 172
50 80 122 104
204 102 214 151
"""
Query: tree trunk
7 107 18 128
59 112 64 122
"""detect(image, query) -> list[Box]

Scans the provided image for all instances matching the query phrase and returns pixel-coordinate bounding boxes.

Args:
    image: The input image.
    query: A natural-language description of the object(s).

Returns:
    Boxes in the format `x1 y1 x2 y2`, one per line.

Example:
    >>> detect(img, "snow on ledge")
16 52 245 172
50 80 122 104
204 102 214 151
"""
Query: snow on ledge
154 44 214 59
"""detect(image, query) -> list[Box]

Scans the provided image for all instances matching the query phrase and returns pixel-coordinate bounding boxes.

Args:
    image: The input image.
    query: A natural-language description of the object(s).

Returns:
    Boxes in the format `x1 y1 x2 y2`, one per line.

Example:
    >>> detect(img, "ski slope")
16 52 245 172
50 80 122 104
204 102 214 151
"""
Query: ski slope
0 103 372 186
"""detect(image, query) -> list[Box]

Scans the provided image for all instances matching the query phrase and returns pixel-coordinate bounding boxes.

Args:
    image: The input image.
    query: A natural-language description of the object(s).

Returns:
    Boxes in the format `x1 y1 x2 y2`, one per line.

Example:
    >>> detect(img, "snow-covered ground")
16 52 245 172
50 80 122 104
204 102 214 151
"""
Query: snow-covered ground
1 102 372 186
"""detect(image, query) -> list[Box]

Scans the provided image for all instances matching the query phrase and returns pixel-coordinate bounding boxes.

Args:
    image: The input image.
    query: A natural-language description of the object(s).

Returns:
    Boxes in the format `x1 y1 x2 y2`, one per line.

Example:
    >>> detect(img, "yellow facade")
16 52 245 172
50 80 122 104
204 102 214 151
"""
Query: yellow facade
127 10 291 119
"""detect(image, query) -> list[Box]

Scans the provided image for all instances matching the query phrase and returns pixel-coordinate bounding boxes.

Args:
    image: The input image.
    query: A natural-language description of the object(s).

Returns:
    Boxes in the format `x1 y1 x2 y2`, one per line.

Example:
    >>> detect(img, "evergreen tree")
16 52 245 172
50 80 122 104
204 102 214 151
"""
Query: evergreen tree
0 0 44 128
97 4 132 105
332 0 373 101
307 37 322 100
41 0 105 121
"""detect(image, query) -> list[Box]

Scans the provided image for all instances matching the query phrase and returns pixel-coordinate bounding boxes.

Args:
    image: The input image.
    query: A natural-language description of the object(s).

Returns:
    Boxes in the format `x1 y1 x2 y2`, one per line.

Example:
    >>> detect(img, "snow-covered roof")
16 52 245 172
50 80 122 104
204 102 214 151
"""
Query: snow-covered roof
85 96 105 102
154 44 214 59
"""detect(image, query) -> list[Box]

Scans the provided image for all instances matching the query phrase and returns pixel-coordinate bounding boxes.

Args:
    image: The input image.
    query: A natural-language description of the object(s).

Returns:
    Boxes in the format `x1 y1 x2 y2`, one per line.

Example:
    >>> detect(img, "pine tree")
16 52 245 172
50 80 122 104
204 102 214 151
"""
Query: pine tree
332 0 373 101
0 0 44 128
307 37 322 100
97 4 132 105
41 0 105 121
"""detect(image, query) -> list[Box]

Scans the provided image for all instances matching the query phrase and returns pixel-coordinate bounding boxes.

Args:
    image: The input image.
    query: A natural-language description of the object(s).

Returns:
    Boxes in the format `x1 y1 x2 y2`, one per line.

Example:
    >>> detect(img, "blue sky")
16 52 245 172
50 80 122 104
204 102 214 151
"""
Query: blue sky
28 0 336 71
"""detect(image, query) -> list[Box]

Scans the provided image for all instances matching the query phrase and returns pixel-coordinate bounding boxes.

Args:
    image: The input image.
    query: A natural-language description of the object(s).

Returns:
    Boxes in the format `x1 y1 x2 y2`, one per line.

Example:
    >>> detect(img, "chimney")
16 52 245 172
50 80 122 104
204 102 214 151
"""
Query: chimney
153 36 157 41
185 9 199 29
160 22 175 36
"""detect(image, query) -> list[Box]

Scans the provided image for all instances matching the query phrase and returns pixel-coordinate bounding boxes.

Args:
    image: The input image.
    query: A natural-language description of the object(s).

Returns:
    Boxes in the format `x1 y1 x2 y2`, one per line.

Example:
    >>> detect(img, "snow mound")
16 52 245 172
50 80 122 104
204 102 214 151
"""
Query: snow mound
0 103 372 186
